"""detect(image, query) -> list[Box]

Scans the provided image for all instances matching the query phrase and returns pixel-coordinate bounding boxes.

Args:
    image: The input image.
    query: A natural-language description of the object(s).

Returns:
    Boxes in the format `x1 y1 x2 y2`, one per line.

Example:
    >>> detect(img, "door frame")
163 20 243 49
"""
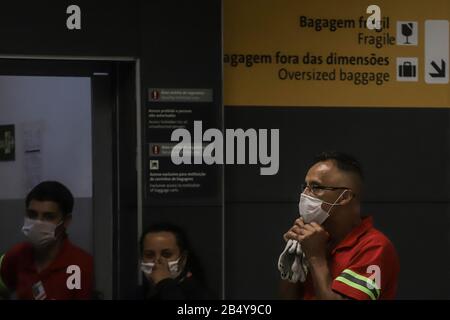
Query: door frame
0 55 143 300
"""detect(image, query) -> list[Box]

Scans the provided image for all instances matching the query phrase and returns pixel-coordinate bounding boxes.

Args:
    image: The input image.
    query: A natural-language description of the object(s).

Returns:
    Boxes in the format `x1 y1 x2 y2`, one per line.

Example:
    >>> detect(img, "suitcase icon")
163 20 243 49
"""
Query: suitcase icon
399 61 416 77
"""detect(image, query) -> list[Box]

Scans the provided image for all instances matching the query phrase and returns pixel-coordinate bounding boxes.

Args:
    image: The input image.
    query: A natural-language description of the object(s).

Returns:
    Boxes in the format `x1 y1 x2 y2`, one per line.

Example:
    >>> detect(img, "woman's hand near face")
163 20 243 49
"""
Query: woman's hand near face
149 257 172 284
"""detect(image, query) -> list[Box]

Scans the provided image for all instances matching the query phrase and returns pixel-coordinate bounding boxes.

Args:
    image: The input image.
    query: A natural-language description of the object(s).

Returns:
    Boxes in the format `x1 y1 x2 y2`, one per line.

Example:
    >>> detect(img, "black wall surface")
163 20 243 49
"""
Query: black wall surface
139 0 223 298
0 1 139 56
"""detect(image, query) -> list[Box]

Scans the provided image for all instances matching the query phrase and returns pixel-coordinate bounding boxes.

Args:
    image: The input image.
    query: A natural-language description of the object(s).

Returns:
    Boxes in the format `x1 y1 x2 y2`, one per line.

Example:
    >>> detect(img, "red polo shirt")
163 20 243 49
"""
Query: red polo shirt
303 216 400 300
0 238 93 300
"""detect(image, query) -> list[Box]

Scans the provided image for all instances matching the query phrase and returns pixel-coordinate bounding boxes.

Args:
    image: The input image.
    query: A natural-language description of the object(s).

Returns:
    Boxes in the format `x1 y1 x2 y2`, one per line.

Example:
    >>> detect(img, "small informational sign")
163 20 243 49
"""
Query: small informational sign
148 88 213 103
145 88 220 203
0 124 15 161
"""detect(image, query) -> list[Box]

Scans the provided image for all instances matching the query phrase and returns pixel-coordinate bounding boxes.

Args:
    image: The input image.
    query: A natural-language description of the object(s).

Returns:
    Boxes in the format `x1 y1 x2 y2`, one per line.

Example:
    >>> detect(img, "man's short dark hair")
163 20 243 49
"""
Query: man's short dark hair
25 181 74 216
312 151 364 182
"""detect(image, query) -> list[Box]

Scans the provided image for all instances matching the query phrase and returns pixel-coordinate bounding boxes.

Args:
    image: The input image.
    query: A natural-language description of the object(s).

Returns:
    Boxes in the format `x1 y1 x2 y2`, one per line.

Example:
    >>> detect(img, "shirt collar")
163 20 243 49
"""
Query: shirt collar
331 216 373 254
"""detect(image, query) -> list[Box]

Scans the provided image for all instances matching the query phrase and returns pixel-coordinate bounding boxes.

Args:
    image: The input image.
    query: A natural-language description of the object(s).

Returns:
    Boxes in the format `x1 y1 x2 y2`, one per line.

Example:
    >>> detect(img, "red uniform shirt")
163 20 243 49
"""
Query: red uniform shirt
0 238 93 300
303 216 400 300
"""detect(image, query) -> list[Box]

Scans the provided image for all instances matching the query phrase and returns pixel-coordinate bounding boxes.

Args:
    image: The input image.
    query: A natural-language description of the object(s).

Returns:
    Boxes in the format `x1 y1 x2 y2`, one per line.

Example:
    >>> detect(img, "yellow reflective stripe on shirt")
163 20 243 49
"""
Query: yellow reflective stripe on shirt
335 269 380 300
335 275 377 300
343 269 380 295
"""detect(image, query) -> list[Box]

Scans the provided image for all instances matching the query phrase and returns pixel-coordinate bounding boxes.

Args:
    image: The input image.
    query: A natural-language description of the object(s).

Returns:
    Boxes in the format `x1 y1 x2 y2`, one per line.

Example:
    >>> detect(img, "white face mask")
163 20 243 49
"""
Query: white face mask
168 258 181 278
140 257 181 278
298 190 348 225
140 261 155 275
21 217 63 248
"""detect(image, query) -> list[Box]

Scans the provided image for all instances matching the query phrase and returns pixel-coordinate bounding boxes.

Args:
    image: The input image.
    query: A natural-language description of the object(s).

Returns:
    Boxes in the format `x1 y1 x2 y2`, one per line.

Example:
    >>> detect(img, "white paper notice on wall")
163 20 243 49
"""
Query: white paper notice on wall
24 152 43 191
425 20 449 84
22 121 44 191
23 121 43 152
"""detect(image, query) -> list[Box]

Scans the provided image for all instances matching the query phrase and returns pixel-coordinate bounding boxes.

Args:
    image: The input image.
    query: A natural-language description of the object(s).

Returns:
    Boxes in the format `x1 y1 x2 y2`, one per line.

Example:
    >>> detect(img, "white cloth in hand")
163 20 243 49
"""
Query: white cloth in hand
278 239 308 283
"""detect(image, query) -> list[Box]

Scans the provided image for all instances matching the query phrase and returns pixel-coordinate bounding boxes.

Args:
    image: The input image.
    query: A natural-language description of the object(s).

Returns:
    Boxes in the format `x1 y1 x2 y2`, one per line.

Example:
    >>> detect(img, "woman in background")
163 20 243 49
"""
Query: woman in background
137 223 211 300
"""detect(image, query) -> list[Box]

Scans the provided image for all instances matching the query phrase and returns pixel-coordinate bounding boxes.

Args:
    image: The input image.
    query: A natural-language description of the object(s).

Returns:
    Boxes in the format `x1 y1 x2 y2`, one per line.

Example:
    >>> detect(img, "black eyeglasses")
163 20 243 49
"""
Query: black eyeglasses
301 183 350 195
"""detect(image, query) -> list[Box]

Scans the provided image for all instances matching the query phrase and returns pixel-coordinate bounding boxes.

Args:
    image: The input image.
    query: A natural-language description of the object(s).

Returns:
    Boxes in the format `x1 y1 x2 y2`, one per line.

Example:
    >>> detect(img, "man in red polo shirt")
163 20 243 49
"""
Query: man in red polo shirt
0 181 93 300
281 152 399 300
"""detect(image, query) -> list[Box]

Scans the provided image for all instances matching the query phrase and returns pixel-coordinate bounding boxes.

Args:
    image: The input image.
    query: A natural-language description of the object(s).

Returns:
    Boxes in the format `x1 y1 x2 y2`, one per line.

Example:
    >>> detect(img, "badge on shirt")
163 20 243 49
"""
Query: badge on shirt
32 281 47 300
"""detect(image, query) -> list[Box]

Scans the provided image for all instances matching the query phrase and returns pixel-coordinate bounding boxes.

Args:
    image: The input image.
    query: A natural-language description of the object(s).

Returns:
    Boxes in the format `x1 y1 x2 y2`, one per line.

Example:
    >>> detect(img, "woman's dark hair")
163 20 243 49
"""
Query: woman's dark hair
139 222 206 284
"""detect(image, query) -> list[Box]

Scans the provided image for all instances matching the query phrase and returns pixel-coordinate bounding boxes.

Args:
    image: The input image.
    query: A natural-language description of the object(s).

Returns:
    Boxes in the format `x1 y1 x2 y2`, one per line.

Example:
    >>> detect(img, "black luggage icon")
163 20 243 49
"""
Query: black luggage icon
399 61 416 77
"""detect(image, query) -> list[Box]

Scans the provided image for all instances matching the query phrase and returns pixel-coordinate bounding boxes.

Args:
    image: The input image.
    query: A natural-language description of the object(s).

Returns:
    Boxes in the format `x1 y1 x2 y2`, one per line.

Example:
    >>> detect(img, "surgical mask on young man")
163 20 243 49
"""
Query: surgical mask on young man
21 217 63 248
140 257 181 278
298 190 348 225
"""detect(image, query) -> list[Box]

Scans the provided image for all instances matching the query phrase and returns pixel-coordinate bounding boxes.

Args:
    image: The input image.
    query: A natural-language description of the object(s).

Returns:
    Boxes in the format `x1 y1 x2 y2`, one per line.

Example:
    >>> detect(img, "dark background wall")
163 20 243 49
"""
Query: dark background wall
138 0 223 298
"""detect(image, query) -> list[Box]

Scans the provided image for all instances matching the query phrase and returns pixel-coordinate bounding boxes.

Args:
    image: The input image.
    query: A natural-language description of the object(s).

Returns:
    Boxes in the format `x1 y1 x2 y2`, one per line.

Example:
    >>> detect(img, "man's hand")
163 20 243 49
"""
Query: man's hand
284 220 347 300
297 222 329 260
149 258 172 284
283 218 305 242
284 219 329 259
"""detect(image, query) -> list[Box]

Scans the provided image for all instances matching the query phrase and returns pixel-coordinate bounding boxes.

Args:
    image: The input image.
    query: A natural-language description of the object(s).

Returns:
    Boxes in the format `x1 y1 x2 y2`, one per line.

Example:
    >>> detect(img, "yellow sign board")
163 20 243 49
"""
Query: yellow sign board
224 0 450 107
